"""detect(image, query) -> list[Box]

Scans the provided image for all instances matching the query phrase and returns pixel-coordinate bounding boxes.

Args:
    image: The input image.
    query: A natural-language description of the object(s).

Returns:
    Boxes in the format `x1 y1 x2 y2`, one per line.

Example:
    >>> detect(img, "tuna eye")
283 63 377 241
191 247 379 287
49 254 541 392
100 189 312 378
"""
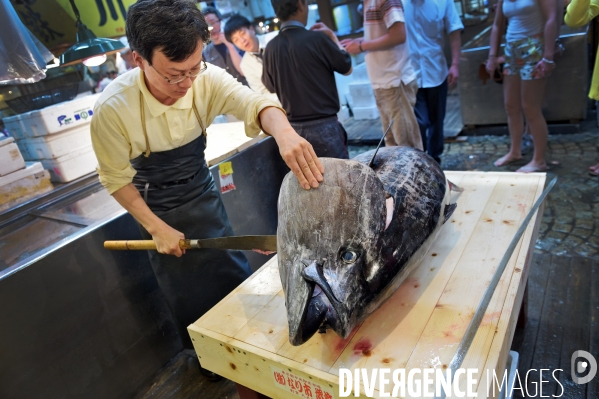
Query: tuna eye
341 250 358 264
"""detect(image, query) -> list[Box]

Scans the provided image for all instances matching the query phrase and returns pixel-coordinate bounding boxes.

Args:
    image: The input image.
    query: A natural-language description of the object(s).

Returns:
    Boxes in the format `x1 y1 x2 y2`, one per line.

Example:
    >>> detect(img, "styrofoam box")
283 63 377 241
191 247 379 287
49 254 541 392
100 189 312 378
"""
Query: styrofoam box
351 62 369 83
17 123 92 160
337 105 350 123
2 113 27 139
20 93 100 138
353 105 379 120
349 82 376 108
0 137 26 176
40 145 98 183
0 161 44 188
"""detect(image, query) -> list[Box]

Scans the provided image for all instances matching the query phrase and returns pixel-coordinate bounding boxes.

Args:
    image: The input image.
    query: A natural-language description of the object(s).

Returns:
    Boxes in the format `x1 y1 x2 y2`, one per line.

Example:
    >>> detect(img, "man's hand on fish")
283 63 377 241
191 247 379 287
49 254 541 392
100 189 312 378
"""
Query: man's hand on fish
259 107 324 190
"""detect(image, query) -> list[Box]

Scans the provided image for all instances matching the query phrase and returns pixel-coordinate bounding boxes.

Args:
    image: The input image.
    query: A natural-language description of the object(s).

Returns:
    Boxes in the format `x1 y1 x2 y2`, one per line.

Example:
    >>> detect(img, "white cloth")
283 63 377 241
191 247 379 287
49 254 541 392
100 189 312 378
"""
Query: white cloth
503 0 545 42
404 0 464 88
240 31 280 104
363 0 416 89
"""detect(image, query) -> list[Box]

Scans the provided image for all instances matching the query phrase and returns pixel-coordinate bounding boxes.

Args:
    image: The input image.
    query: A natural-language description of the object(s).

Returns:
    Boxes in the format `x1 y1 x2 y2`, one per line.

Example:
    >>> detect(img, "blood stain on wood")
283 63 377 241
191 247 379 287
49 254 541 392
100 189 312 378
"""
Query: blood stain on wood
353 338 373 357
381 357 393 364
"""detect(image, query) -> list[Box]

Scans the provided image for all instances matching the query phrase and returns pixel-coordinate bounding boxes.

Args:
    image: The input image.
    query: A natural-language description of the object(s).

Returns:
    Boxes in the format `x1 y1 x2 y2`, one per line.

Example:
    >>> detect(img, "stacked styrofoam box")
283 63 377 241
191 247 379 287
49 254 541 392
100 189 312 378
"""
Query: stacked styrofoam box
0 137 26 176
337 105 350 123
14 94 100 183
349 62 379 120
3 113 27 139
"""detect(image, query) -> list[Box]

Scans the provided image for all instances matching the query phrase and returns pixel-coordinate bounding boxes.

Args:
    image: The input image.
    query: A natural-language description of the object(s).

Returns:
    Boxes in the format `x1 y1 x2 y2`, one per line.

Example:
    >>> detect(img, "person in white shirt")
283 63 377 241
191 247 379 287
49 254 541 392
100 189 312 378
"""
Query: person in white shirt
404 0 463 164
341 0 423 150
224 15 281 105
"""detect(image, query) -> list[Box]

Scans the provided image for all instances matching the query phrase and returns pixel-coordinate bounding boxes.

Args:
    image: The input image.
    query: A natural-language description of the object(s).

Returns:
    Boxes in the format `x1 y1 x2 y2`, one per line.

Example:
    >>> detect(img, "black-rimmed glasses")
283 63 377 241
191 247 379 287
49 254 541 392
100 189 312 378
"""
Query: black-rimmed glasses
151 60 208 84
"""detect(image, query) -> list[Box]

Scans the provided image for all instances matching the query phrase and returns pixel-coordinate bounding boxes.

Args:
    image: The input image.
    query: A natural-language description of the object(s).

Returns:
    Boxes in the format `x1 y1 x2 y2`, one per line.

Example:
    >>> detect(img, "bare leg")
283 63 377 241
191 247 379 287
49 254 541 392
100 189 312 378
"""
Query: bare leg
516 78 548 172
495 75 524 166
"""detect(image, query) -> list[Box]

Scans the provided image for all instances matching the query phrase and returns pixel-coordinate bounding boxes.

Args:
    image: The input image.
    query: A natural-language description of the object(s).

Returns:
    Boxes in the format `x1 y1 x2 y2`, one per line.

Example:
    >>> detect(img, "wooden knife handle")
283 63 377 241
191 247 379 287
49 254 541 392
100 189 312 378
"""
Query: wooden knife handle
104 239 192 250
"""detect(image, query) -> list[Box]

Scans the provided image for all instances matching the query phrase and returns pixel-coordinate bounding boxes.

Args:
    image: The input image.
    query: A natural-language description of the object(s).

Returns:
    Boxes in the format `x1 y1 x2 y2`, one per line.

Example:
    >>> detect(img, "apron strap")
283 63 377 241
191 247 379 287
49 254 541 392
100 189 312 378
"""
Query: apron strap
140 91 152 158
139 88 207 158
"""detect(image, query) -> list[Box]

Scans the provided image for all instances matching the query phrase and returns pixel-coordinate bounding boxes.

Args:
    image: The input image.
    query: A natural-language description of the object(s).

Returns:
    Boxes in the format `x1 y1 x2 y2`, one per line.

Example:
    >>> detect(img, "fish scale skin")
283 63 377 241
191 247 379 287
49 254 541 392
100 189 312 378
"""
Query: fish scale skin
278 146 452 345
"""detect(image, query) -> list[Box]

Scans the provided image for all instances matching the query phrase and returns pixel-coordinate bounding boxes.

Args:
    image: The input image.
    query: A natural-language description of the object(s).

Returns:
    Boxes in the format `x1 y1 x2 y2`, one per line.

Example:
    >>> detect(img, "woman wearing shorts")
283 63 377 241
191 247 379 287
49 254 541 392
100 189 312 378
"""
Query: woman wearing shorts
486 0 558 173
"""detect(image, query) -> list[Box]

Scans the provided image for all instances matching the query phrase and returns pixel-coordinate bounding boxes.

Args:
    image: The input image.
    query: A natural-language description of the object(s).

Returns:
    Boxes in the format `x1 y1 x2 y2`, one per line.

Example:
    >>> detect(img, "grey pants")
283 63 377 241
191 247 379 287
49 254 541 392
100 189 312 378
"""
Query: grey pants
290 116 349 159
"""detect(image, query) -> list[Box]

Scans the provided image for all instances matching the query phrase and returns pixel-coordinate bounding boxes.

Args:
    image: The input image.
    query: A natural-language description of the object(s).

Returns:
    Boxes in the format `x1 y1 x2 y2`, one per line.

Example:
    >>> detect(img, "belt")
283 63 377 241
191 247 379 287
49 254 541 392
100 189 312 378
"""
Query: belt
133 170 199 203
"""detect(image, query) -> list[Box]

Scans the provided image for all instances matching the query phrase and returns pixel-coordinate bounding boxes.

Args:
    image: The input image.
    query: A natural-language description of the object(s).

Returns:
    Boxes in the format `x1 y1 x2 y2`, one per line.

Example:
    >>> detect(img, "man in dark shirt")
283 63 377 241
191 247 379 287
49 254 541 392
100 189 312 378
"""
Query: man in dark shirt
263 0 353 159
202 6 248 86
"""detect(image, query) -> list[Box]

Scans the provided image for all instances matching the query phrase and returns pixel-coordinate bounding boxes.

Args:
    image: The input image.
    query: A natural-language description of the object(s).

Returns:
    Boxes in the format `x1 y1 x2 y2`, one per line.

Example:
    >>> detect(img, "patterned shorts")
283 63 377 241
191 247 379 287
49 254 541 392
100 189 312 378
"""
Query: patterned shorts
504 33 544 80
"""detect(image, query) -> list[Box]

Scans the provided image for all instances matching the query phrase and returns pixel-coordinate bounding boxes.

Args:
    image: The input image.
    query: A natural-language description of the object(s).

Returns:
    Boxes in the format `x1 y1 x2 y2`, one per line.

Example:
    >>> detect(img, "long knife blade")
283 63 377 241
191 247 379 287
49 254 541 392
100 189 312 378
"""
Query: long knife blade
191 235 277 251
104 235 277 252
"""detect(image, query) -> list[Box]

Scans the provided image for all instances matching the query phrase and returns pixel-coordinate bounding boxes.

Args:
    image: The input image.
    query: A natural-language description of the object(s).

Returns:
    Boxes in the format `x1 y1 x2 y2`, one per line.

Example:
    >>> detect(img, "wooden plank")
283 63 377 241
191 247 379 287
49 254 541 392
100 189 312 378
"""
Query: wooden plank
195 257 280 339
556 256 591 398
588 259 599 399
190 328 342 399
404 174 542 377
475 185 546 399
525 255 572 396
191 171 546 398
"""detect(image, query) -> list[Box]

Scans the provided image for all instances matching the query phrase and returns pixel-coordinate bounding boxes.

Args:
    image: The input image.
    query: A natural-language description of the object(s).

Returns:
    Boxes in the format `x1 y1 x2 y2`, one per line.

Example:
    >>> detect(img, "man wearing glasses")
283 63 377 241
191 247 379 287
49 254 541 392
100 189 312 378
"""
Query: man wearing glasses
90 0 323 381
201 6 247 86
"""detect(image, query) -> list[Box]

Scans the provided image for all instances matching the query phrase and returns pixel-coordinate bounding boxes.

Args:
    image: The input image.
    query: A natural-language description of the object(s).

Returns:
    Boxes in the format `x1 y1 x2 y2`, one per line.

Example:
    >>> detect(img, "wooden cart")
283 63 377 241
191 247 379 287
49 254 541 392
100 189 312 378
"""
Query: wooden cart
189 171 546 399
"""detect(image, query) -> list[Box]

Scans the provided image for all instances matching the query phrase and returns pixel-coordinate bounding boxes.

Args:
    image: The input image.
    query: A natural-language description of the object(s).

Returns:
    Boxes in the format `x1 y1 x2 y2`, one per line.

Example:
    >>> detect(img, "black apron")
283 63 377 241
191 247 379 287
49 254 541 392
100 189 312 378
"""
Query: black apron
131 94 251 349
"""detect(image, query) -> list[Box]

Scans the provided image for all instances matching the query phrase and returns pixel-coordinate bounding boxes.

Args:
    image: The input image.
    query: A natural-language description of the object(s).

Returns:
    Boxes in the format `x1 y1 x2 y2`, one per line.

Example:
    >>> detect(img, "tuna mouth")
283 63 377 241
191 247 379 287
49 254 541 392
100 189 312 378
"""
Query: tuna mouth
290 261 351 344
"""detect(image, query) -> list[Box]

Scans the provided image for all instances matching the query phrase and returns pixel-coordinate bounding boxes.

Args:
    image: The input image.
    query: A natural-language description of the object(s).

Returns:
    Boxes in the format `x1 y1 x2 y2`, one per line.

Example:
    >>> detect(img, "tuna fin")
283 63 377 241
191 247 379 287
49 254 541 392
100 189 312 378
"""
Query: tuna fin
367 120 394 168
444 203 457 223
448 180 464 192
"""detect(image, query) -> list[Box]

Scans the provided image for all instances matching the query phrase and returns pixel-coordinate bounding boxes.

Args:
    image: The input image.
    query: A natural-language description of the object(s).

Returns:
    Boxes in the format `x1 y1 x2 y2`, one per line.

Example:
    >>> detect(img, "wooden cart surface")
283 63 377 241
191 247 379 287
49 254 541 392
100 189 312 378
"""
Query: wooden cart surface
189 171 547 399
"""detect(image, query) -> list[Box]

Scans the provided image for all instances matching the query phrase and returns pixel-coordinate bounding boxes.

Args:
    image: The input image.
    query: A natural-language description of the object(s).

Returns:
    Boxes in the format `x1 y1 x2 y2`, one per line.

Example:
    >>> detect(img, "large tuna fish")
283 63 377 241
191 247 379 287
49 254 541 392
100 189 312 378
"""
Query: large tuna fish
277 146 458 346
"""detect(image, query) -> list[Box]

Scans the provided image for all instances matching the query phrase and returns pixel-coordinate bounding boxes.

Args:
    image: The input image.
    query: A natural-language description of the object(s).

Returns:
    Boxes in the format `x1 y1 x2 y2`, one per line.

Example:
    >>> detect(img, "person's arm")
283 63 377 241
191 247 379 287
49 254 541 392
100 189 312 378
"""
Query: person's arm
447 30 462 86
90 104 185 257
534 0 558 77
340 21 406 55
112 184 186 256
486 0 507 75
258 107 324 190
565 0 599 27
309 23 353 76
202 67 323 189
221 33 245 76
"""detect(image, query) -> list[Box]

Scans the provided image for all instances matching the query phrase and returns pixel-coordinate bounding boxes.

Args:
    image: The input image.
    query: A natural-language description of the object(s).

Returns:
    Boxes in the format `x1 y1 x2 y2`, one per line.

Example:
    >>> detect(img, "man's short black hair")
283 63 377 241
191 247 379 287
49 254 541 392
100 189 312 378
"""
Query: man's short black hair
202 6 223 20
271 0 305 21
224 14 252 43
126 0 210 63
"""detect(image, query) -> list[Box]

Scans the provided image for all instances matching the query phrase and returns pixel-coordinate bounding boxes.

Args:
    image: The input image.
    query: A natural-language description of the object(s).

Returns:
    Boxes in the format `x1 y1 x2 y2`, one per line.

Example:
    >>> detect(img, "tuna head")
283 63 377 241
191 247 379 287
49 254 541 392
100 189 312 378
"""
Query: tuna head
277 158 387 346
